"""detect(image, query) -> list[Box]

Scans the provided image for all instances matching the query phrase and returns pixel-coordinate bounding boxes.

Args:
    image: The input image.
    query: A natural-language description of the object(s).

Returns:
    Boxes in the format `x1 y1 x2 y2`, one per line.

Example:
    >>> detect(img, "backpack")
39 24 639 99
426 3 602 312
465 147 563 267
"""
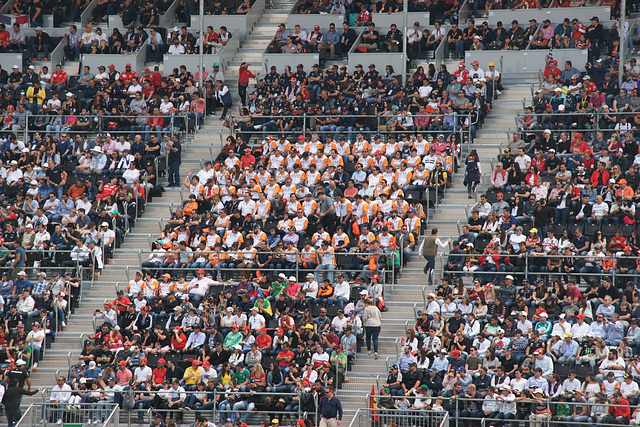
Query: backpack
122 387 135 410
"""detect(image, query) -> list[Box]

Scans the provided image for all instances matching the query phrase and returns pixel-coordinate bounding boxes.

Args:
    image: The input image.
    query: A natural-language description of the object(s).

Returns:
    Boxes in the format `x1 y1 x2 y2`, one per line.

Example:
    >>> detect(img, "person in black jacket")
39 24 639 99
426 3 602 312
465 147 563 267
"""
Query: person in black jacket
3 378 41 427
31 28 52 60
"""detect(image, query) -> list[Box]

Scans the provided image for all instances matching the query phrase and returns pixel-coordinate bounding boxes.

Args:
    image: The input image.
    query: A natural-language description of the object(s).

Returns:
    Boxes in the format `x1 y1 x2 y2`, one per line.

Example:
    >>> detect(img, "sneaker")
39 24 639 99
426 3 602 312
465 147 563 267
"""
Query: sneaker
496 90 502 95
57 420 63 425
62 321 66 327
43 57 49 61
33 362 38 369
367 350 372 354
375 352 378 359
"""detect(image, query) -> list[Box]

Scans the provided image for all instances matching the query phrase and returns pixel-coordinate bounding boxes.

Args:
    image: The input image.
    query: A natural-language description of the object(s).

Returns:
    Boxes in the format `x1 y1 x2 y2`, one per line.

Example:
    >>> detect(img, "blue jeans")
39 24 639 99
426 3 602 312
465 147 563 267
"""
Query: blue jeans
558 355 576 365
232 400 255 424
168 161 180 186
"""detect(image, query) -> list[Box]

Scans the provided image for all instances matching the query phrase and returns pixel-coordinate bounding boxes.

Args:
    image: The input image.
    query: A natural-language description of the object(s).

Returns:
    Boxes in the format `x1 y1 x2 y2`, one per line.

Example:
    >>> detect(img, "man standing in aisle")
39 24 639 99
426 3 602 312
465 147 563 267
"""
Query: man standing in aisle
319 386 342 427
421 228 452 285
166 135 182 187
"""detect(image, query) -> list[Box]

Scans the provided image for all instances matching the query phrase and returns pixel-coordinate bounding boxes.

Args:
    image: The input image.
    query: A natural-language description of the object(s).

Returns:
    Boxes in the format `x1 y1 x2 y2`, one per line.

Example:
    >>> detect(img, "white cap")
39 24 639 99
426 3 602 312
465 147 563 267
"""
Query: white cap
101 222 109 227
539 312 548 317
505 275 514 280
17 271 26 276
11 65 18 69
226 307 234 312
15 359 25 366
38 272 46 278
360 290 368 295
89 361 96 369
288 276 296 281
278 273 286 279
501 384 511 391
28 65 35 70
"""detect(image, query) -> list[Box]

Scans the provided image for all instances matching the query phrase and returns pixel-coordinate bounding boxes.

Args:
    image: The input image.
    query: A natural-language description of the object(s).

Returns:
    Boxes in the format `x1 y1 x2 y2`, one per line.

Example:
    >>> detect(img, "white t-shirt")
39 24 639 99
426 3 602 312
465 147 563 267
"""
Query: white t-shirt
134 366 153 382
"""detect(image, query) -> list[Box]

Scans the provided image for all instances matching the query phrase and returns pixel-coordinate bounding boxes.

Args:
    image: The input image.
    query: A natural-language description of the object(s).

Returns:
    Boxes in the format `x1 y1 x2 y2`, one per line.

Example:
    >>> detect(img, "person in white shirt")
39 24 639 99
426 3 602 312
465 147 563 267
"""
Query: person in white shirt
302 273 318 300
168 39 186 54
331 274 350 306
133 358 153 384
571 314 590 340
49 376 73 423
26 322 45 369
516 312 533 335
621 374 640 404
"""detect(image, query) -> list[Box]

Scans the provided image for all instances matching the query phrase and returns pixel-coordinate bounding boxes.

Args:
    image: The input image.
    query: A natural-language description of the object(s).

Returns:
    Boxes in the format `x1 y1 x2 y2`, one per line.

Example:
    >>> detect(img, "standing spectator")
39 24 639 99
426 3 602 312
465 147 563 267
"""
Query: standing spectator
363 297 382 359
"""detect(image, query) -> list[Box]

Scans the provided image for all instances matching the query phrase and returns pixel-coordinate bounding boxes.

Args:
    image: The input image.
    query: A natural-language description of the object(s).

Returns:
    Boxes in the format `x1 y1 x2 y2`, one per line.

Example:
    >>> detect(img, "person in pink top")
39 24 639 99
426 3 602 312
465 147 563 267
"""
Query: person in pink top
286 276 301 300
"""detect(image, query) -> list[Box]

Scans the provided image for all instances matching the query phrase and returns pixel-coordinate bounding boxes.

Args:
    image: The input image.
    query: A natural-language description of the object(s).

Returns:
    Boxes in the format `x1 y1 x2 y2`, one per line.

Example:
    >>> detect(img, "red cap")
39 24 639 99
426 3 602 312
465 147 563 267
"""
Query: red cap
576 314 585 319
243 326 251 331
174 326 181 331
119 360 127 366
552 60 558 65
7 358 14 363
458 62 465 67
125 63 131 67
232 323 239 328
375 150 382 155
298 135 305 140
192 360 201 365
245 148 251 152
471 60 479 65
203 361 210 367
314 25 320 30
259 327 267 332
497 192 504 197
105 302 112 308
575 132 583 138
241 424 248 427
534 349 543 354
124 341 132 345
452 350 461 356
109 64 115 68
140 357 148 363
158 358 166 363
197 269 205 274
625 246 632 251
277 328 284 334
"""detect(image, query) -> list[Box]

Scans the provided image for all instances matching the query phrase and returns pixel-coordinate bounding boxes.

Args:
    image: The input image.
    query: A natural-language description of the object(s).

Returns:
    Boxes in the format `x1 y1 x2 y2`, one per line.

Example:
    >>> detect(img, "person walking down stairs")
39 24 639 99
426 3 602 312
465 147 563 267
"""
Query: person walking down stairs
420 228 452 285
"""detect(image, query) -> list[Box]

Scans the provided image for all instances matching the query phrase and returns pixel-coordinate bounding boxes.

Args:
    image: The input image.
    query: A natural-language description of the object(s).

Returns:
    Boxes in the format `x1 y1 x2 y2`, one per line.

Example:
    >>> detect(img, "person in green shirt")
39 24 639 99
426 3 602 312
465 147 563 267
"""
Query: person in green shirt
329 345 347 383
269 277 285 301
17 340 32 368
223 324 242 348
534 313 552 340
235 363 251 391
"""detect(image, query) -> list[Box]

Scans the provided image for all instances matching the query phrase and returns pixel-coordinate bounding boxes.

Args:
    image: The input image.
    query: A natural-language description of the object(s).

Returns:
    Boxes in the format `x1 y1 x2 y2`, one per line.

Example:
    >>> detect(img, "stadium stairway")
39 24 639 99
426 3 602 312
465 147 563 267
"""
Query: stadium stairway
21 119 227 412
222 0 296 86
336 83 532 421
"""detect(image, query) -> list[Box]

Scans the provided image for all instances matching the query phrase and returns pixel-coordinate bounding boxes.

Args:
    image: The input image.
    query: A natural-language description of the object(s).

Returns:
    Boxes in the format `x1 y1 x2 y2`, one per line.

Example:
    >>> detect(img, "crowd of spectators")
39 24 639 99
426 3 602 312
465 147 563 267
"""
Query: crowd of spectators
378 272 640 427
232 59 499 148
48 267 383 424
56 23 234 63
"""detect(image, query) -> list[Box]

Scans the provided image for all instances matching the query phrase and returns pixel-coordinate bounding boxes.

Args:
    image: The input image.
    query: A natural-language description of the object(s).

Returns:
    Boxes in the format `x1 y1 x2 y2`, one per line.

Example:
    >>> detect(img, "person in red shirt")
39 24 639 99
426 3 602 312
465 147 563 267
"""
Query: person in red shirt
171 326 187 350
582 150 595 173
148 107 165 134
569 133 589 153
240 148 255 169
607 393 630 423
151 66 162 88
543 58 561 79
97 177 118 200
276 342 295 372
120 63 138 85
255 327 272 354
51 64 67 95
0 24 10 49
455 62 469 84
237 62 256 106
151 358 167 387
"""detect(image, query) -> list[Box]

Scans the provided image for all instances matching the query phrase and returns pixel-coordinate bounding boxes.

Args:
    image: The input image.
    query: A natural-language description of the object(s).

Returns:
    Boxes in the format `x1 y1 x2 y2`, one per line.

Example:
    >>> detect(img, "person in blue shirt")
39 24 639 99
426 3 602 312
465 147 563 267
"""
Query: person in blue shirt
557 332 579 365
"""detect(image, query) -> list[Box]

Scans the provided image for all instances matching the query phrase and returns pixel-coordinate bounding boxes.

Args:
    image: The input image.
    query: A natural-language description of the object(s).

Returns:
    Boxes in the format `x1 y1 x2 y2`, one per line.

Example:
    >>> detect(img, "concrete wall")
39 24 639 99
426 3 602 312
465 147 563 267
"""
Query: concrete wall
189 0 265 36
0 53 23 72
286 13 345 31
483 6 610 26
263 52 319 74
82 40 148 73
162 32 240 73
347 31 404 75
370 12 429 30
463 48 587 75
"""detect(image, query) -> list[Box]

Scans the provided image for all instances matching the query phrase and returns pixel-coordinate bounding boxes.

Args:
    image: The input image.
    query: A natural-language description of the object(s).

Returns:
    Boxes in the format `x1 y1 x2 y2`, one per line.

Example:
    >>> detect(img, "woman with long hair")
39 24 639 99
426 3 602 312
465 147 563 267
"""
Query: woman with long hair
364 298 382 359
464 149 481 198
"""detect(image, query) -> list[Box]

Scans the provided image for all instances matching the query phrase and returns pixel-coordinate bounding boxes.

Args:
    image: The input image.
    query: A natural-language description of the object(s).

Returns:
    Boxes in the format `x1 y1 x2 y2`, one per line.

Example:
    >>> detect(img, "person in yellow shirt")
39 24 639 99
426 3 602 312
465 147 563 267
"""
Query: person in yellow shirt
26 80 46 112
183 359 203 389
